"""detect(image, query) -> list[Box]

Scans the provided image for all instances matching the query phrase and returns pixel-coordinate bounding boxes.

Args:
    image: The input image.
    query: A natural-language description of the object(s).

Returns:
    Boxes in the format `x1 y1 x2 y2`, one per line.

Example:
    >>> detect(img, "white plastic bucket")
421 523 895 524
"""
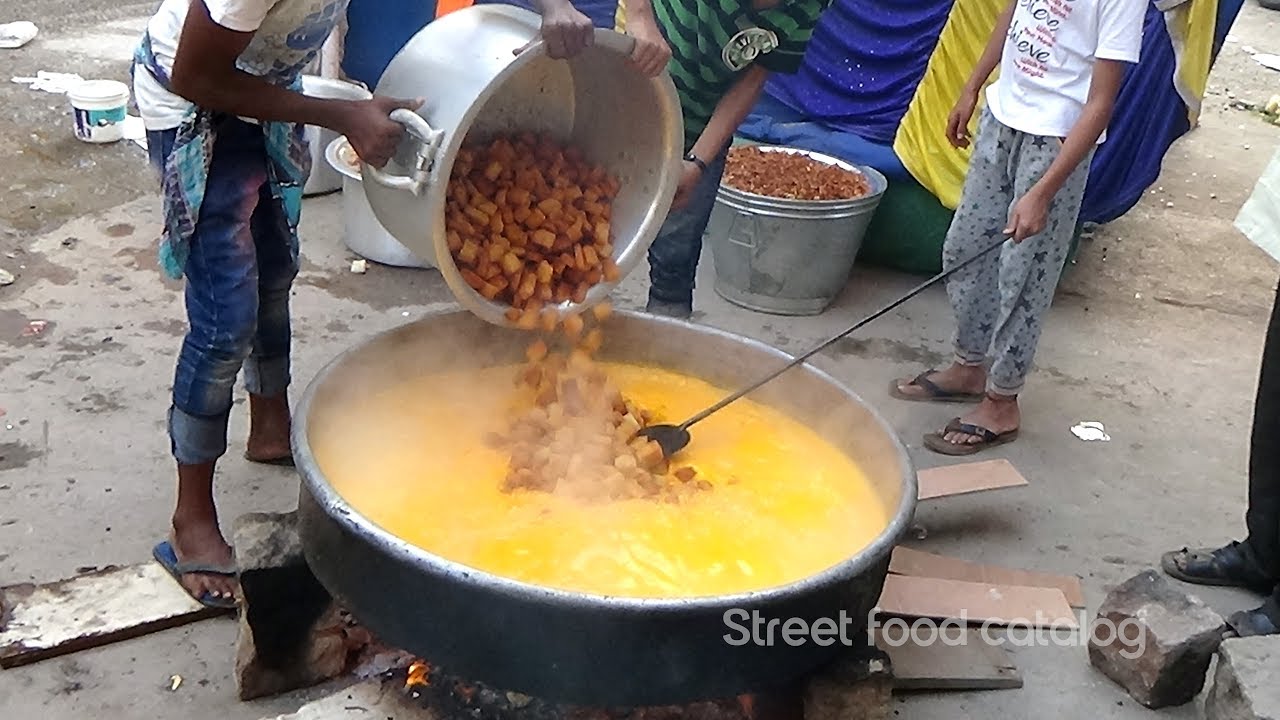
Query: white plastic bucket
68 80 130 144
301 76 372 196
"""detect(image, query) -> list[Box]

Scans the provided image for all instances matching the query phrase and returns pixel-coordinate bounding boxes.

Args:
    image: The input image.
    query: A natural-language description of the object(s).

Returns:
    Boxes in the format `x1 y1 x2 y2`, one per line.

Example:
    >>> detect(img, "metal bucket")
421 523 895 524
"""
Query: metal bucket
294 309 916 706
360 4 683 327
301 76 372 197
707 147 888 316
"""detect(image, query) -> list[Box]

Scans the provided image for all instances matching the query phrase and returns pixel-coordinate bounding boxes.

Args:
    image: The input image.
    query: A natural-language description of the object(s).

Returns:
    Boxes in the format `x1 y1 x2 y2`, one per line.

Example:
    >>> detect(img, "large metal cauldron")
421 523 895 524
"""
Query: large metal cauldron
294 310 916 706
360 4 683 328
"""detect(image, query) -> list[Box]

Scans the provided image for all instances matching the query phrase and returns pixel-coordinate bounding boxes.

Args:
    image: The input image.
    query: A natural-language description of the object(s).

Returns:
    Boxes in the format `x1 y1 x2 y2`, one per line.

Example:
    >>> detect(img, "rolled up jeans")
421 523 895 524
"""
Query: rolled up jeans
647 150 728 309
147 118 298 466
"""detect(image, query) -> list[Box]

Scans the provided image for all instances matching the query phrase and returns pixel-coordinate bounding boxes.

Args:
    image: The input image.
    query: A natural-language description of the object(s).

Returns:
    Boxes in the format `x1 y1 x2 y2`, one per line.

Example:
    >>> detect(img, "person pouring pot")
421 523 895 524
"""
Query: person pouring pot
131 0 602 610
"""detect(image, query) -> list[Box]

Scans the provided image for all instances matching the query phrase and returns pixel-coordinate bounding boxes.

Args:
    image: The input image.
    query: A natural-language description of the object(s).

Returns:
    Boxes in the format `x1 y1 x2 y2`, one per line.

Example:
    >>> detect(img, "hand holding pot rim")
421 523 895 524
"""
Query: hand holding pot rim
516 0 594 59
339 96 425 169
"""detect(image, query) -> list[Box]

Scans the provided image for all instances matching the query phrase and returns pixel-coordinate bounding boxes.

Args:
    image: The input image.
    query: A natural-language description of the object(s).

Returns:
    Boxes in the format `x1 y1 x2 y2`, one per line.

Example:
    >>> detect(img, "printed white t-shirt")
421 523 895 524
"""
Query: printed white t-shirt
985 0 1146 143
134 0 348 131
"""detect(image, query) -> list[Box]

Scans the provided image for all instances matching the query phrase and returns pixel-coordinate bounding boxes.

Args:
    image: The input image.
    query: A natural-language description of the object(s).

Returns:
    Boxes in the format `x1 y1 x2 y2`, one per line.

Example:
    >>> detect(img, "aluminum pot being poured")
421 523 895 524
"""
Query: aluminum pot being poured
293 310 917 707
360 4 683 327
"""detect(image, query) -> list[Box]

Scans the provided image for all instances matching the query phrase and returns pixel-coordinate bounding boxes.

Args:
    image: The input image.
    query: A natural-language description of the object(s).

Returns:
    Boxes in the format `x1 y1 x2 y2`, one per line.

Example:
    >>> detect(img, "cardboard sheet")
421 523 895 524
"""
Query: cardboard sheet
917 459 1028 500
889 547 1086 608
876 574 1078 629
0 563 227 668
875 627 1023 691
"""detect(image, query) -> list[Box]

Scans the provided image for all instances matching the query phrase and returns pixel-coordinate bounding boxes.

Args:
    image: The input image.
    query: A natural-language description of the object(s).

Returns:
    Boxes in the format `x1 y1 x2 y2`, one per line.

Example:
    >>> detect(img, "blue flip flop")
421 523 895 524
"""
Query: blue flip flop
152 541 239 610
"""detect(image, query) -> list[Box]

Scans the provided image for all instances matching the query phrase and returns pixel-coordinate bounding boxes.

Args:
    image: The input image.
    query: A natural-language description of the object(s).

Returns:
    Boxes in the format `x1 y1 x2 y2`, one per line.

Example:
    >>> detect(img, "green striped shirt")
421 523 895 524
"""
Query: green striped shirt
646 0 831 151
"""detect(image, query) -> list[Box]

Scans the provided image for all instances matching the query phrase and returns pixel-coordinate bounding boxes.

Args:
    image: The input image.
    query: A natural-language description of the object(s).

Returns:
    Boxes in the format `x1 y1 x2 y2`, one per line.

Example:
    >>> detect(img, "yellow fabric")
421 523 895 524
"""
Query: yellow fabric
1163 0 1218 127
615 0 627 32
892 0 1005 211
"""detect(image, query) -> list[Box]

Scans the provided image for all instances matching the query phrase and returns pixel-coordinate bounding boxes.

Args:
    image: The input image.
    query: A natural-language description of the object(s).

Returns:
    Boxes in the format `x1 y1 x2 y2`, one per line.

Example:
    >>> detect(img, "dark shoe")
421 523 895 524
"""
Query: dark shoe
1161 541 1276 594
645 298 693 320
1227 597 1280 637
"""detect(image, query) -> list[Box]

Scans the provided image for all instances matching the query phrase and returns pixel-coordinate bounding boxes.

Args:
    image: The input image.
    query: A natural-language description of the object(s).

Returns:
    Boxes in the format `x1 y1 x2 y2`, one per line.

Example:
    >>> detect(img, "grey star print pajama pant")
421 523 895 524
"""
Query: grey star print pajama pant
942 107 1094 396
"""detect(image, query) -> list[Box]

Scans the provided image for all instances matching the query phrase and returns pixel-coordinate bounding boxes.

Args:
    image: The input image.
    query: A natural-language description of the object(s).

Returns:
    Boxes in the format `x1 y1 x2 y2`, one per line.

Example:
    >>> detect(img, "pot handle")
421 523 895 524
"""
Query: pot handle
363 108 444 197
594 28 637 58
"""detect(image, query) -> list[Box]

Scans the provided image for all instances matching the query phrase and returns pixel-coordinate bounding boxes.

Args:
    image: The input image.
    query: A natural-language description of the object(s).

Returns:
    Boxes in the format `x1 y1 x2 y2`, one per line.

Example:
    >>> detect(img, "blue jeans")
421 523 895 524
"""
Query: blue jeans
147 118 298 466
647 150 727 309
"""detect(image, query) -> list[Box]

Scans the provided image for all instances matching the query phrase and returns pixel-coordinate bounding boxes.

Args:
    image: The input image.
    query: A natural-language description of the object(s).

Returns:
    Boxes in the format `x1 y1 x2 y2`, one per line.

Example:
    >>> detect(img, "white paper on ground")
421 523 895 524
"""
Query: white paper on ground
1071 422 1111 442
0 21 38 49
1255 54 1280 72
11 71 85 94
123 115 147 150
1236 149 1280 265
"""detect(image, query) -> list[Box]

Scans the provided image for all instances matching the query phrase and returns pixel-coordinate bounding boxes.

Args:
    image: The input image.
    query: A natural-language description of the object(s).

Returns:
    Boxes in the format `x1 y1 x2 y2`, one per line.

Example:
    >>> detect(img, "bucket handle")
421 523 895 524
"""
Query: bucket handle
363 109 444 197
726 211 757 249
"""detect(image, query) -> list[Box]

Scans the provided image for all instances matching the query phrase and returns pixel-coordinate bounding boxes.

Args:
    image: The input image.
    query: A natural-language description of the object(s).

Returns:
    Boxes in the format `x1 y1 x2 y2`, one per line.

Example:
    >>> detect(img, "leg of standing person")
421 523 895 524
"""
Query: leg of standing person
645 150 727 319
891 108 1013 405
162 119 272 605
1231 281 1280 634
921 130 1092 455
1243 279 1280 578
1162 281 1280 609
243 181 298 465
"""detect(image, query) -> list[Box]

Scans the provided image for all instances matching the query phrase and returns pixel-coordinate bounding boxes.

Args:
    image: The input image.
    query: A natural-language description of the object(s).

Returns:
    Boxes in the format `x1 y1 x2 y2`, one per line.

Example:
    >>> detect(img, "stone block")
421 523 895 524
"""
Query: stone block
1087 569 1226 708
803 644 894 720
233 511 366 701
1205 635 1280 720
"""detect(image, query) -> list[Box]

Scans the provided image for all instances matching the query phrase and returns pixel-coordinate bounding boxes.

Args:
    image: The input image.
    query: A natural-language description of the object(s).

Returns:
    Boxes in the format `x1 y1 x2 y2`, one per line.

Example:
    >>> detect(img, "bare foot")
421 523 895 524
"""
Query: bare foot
893 363 986 399
941 394 1021 446
169 519 237 602
246 392 292 463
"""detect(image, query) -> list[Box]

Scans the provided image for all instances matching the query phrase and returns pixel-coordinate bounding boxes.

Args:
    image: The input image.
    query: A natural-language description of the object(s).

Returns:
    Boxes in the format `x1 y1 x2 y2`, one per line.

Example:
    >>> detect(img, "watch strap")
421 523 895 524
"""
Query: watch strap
684 152 708 172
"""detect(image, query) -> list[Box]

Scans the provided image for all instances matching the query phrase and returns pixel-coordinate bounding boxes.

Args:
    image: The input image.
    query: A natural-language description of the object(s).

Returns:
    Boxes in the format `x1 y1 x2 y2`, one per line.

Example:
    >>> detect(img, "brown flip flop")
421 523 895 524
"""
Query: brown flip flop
890 371 984 403
923 418 1019 456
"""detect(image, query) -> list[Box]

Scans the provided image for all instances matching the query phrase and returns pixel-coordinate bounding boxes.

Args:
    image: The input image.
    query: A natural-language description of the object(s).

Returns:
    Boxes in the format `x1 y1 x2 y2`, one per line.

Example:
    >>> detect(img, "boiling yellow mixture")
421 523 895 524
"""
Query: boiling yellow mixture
310 363 889 598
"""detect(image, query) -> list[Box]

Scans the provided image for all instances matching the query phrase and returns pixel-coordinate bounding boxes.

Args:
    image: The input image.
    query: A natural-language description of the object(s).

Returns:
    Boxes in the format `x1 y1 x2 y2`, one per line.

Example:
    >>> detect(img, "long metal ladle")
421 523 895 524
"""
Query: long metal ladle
638 236 1010 458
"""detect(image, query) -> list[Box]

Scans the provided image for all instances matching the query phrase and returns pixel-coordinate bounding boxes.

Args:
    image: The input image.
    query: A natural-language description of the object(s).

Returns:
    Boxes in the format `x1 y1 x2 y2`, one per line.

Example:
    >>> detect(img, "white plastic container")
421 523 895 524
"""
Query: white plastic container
68 80 130 144
301 76 371 196
325 136 432 269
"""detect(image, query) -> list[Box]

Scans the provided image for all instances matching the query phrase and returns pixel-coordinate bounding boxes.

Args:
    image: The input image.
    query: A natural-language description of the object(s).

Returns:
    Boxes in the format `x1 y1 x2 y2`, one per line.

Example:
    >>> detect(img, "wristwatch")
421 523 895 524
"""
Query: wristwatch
684 152 708 173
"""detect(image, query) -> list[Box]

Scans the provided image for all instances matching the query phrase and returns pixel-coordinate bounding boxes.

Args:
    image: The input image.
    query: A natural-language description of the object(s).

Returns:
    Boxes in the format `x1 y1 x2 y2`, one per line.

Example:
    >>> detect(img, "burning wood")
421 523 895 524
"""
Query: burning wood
407 660 431 688
393 660 793 720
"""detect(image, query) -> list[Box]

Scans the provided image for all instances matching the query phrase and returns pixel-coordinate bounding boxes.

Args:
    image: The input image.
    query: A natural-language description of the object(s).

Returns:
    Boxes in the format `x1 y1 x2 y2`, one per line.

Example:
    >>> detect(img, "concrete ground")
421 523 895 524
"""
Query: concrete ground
2 1 1280 718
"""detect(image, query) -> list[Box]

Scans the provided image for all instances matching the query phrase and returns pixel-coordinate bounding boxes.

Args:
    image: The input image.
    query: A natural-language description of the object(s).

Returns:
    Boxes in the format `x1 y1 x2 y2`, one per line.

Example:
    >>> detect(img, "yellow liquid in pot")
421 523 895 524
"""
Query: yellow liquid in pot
310 363 890 598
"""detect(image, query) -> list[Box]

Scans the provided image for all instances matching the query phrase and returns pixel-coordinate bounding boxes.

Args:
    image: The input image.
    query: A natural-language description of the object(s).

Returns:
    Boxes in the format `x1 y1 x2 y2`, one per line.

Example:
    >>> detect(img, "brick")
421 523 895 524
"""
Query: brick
1087 569 1225 708
1205 635 1280 720
233 511 360 701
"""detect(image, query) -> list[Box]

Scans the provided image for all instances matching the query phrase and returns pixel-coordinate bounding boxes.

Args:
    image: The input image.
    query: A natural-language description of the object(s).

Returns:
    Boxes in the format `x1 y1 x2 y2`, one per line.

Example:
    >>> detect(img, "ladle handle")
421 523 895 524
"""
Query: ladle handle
363 108 445 197
679 236 1011 430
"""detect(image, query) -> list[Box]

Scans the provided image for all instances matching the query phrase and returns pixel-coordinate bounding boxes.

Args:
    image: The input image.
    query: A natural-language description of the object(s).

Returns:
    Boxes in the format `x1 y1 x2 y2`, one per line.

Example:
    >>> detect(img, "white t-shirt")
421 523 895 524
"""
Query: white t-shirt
985 0 1145 143
134 0 348 130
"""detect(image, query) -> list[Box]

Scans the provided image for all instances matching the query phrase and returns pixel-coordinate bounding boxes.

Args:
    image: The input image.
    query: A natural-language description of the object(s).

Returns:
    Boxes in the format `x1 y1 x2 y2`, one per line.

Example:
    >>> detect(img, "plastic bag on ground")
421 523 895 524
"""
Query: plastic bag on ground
1236 149 1280 265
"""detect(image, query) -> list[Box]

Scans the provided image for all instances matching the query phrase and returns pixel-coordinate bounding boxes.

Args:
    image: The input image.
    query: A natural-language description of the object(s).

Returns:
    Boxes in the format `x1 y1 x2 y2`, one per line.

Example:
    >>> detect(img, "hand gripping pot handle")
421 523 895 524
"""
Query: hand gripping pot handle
363 108 445 197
